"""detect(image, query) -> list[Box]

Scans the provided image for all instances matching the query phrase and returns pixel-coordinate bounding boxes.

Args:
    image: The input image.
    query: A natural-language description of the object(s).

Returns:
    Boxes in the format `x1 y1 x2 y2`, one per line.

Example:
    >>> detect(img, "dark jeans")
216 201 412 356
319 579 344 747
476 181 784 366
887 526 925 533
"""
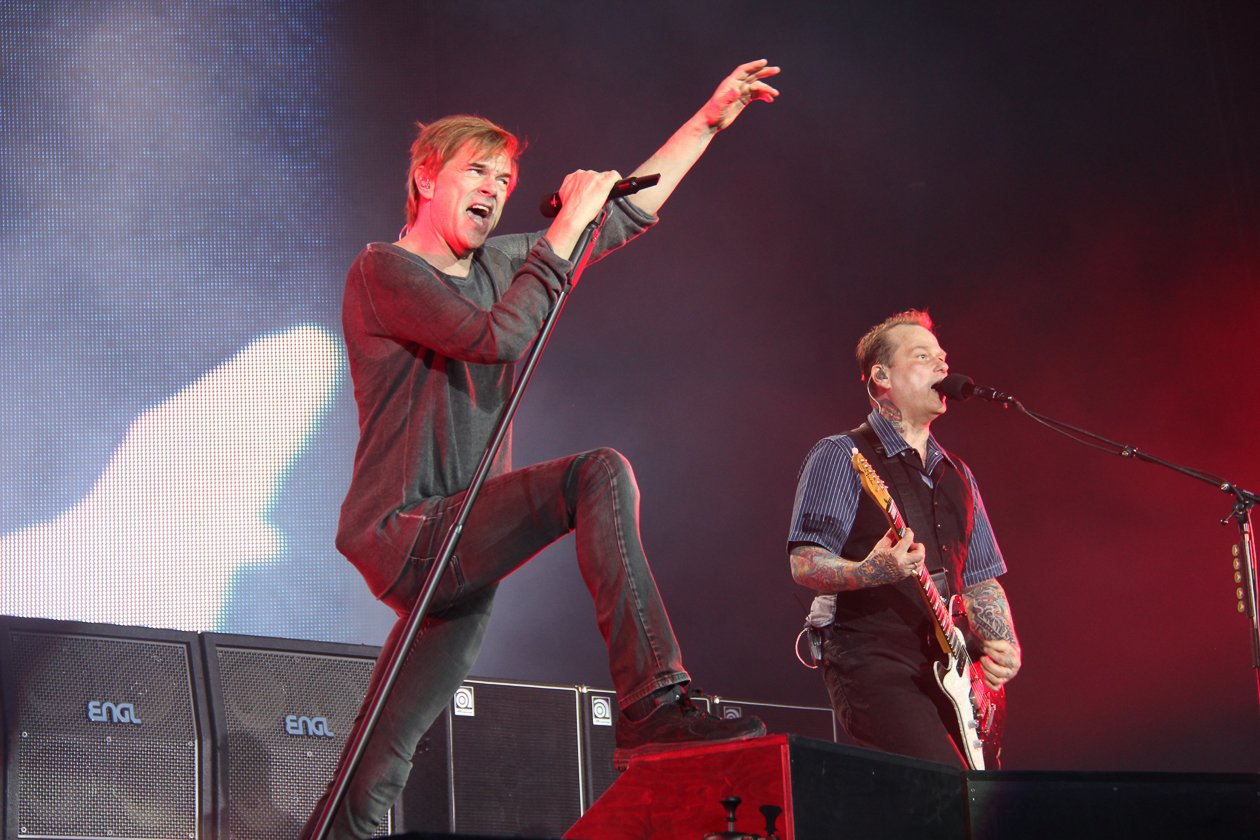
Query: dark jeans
304 448 689 838
820 625 965 768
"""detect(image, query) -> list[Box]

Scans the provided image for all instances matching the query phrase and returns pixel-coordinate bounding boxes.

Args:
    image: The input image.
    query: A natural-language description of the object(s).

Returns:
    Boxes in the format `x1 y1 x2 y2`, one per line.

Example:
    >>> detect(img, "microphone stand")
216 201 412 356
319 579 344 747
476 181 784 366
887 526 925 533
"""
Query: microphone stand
309 209 610 840
973 392 1260 722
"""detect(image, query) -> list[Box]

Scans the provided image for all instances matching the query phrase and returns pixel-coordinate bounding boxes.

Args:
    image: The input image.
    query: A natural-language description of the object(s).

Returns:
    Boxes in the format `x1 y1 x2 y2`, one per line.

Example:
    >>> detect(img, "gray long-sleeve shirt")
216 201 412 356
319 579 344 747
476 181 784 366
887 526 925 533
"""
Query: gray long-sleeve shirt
337 198 656 596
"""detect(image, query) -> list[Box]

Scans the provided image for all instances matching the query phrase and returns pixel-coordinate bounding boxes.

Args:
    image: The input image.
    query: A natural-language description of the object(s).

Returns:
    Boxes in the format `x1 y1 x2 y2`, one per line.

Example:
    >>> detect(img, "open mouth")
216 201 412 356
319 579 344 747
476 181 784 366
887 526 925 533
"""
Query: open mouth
466 202 493 226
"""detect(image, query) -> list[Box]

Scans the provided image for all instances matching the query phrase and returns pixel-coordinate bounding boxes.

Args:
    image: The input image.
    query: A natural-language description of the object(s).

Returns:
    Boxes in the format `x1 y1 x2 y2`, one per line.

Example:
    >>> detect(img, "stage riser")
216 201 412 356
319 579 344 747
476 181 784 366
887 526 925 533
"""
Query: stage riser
569 735 1260 839
565 735 966 840
967 772 1260 839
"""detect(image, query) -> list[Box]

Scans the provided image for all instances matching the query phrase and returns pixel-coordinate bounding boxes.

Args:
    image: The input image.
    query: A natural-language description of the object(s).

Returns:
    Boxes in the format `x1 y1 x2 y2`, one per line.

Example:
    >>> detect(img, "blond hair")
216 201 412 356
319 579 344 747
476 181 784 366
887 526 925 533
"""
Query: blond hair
404 115 524 226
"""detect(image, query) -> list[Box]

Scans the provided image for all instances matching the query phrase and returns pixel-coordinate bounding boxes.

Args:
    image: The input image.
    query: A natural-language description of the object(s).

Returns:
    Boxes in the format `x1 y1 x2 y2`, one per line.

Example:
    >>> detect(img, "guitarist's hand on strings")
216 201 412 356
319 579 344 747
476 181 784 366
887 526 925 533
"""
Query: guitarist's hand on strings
962 577 1022 690
858 528 926 587
977 640 1021 691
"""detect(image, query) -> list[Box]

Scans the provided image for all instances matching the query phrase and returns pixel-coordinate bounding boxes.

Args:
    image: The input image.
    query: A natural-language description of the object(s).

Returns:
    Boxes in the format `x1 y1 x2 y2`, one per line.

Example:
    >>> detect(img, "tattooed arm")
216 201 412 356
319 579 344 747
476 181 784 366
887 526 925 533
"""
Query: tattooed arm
962 577 1021 690
790 528 926 592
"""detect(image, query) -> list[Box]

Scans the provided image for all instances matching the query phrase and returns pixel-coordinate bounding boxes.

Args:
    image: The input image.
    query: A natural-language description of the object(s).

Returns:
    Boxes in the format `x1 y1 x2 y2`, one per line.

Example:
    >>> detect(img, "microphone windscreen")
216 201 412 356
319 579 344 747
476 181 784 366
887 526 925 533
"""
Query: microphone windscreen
932 373 975 400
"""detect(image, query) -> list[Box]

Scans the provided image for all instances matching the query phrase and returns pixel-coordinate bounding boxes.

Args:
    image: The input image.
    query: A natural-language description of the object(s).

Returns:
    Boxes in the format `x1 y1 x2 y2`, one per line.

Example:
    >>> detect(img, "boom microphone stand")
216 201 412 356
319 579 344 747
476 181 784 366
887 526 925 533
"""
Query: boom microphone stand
309 207 612 840
935 375 1260 722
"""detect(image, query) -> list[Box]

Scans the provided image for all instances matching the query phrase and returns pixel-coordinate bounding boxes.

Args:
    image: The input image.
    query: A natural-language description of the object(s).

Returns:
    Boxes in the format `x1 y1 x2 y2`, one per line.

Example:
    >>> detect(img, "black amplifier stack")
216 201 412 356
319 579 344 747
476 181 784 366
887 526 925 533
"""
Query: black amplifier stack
0 616 835 839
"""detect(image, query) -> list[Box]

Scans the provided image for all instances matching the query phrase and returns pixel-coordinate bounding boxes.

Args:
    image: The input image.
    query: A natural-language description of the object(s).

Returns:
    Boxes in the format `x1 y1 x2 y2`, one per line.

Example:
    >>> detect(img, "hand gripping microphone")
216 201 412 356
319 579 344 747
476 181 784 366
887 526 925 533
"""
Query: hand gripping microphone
539 173 661 218
932 373 1018 406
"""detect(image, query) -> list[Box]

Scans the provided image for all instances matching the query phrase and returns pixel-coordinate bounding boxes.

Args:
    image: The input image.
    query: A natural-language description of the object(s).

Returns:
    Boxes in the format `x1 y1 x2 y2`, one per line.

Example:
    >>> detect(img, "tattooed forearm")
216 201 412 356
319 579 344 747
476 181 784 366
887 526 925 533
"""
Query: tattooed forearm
790 545 856 591
856 550 902 586
961 579 1019 649
790 544 900 592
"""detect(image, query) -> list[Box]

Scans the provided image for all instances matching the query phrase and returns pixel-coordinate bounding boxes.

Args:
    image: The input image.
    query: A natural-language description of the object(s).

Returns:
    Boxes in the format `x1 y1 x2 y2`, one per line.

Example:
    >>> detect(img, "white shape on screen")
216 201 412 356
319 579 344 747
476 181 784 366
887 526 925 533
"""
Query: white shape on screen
0 324 344 630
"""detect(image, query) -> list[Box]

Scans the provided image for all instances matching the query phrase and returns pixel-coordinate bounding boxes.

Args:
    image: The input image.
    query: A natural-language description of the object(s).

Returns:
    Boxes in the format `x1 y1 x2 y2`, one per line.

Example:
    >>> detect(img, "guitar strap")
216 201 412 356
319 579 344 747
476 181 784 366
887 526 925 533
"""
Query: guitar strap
851 424 954 600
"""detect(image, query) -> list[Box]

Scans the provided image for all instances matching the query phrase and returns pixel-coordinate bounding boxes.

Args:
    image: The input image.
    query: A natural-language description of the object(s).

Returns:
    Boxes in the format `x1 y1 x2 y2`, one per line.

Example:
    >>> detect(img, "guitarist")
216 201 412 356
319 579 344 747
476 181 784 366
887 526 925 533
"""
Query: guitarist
787 309 1021 768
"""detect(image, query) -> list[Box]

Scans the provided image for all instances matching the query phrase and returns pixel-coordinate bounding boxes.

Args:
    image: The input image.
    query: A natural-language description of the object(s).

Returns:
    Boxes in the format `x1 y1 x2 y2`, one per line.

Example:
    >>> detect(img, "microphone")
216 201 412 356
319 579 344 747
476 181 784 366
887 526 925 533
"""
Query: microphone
539 173 661 218
932 374 1018 405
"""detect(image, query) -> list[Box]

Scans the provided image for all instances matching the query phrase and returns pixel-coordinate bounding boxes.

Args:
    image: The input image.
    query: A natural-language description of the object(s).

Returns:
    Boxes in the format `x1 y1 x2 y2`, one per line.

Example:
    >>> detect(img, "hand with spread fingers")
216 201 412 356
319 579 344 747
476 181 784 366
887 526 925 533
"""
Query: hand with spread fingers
701 59 782 132
626 58 781 216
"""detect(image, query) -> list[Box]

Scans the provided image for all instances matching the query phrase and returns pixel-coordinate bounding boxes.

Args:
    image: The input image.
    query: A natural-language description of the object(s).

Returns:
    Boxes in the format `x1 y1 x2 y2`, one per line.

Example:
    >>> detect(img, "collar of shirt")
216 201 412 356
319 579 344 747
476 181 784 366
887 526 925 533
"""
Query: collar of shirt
866 409 955 476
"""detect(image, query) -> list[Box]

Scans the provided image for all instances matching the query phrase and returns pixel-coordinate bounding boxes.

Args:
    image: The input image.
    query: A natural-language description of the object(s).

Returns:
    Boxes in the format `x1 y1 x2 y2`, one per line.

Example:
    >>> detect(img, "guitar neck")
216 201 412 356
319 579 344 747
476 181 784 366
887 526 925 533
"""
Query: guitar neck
883 500 962 659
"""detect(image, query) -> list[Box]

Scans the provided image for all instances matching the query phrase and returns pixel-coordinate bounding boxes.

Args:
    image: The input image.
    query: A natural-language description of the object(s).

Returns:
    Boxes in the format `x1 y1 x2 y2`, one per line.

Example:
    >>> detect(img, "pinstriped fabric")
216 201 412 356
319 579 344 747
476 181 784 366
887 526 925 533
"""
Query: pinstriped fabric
788 434 863 557
788 411 1006 589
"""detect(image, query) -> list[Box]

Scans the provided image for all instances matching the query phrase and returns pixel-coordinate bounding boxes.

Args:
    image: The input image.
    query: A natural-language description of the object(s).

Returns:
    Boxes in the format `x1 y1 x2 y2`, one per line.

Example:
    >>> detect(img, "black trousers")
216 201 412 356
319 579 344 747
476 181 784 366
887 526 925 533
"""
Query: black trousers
820 625 966 768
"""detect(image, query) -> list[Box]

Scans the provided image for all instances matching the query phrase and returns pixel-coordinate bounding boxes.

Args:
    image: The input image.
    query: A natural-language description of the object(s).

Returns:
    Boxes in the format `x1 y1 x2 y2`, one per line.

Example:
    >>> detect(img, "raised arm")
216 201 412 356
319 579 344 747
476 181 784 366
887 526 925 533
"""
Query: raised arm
626 59 780 216
541 60 779 258
961 577 1022 690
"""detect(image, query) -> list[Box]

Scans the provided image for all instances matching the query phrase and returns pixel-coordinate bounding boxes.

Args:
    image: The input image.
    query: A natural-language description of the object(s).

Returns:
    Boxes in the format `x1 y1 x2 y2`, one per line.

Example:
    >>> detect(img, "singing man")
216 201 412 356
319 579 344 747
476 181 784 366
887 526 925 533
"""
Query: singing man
305 60 781 838
787 310 1021 767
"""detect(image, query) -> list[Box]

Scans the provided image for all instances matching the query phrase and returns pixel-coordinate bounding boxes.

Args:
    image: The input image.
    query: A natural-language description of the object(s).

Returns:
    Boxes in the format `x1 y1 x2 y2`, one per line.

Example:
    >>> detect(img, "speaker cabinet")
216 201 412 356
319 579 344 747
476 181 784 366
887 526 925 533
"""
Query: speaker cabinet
201 633 392 839
0 617 211 840
400 679 583 837
577 687 618 811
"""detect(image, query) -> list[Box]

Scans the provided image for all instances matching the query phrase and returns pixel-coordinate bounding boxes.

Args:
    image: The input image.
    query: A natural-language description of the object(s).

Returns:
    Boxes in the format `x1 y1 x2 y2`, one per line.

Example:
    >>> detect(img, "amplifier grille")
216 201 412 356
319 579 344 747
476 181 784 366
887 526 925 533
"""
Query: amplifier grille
9 630 199 840
449 681 581 835
213 645 390 838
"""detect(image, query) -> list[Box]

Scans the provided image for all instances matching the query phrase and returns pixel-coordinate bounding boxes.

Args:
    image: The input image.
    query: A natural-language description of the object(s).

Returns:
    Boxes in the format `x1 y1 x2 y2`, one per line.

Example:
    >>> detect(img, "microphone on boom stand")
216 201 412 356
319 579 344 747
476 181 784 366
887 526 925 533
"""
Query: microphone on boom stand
932 373 1019 408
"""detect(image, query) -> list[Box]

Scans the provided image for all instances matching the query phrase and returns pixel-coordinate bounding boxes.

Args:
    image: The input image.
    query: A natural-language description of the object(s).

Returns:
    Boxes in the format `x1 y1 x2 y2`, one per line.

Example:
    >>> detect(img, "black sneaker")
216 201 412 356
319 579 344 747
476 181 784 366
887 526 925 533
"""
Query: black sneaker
613 687 766 770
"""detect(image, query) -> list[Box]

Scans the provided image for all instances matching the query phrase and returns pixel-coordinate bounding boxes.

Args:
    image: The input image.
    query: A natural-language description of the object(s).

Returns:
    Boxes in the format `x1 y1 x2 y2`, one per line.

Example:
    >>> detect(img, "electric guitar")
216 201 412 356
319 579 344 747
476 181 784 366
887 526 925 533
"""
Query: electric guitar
850 448 1005 770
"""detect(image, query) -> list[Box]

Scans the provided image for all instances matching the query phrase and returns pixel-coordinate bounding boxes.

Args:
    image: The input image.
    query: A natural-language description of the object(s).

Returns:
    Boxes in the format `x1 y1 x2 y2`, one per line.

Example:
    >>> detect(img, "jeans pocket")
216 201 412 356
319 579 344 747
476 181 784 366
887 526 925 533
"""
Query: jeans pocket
381 503 465 616
382 551 467 617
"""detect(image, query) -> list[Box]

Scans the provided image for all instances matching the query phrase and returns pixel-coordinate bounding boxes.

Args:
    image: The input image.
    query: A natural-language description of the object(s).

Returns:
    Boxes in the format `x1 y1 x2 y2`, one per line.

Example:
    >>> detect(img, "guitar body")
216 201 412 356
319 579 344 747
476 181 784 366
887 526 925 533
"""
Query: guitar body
932 597 1006 769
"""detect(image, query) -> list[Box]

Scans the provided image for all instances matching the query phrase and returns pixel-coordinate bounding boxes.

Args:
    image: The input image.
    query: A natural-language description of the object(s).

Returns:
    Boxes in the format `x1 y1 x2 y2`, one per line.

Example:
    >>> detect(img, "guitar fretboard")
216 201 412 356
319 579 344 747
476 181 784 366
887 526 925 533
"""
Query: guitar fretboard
860 453 964 660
